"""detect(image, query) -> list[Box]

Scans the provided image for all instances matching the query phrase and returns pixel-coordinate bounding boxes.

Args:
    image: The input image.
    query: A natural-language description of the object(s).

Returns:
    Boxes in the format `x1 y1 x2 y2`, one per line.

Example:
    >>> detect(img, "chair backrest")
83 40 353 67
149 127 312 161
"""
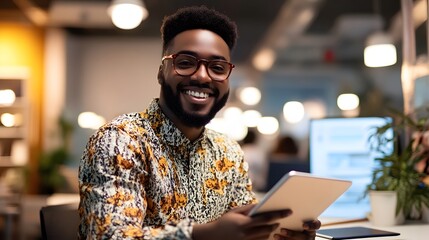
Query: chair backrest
39 203 79 240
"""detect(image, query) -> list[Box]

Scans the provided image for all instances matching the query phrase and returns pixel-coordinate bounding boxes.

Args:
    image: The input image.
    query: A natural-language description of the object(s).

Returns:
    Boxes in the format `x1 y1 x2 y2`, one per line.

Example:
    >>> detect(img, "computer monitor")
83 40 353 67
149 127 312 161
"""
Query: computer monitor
309 116 393 219
265 160 309 192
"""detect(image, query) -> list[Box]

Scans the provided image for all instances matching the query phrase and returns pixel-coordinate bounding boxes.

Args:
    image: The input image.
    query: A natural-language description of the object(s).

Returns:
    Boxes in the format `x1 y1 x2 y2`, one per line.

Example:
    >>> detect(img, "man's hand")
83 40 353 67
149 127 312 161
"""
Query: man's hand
192 204 292 240
273 220 322 240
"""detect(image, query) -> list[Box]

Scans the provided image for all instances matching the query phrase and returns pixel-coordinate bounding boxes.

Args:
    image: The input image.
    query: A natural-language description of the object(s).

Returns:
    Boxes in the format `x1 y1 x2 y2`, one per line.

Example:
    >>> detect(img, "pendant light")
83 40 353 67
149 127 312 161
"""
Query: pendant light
364 0 397 67
364 32 397 67
108 0 148 30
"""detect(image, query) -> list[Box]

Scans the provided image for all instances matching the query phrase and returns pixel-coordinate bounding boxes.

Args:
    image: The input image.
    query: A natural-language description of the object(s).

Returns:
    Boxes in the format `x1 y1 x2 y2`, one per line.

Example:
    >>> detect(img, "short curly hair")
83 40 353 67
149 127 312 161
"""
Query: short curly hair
160 5 238 54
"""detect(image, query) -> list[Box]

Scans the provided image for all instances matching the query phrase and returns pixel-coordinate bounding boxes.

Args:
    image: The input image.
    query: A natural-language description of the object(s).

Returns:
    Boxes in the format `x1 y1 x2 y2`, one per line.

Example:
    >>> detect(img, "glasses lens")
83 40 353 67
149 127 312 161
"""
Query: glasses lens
174 54 198 75
207 61 231 80
172 54 232 81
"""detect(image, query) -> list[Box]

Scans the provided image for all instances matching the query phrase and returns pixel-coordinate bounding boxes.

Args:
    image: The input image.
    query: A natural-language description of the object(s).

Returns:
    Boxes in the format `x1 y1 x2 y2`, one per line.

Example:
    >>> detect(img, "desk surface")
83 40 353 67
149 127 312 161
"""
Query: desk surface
317 219 429 240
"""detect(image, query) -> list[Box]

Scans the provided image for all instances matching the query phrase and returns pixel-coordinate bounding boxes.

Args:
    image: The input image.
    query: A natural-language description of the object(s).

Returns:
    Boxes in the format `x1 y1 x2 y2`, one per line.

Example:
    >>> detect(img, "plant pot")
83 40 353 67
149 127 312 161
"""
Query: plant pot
422 205 429 223
368 190 405 226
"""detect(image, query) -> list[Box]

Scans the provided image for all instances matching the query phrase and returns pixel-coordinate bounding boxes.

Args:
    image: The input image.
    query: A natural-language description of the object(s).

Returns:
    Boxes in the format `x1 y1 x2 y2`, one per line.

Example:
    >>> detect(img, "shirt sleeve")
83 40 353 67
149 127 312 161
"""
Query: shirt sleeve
78 126 193 240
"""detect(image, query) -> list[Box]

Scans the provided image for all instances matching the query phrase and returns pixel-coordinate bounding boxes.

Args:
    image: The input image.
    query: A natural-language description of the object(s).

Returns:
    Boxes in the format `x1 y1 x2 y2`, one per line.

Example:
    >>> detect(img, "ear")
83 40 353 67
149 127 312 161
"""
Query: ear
157 65 164 84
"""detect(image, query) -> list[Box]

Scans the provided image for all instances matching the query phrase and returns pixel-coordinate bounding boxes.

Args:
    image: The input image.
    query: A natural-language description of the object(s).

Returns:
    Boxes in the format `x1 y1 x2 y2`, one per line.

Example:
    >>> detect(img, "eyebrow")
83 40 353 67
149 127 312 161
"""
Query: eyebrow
175 50 228 61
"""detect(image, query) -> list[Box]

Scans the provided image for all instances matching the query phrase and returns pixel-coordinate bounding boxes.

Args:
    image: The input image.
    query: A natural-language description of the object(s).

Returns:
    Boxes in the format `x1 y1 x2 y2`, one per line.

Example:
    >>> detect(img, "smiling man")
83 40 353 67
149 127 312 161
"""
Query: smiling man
78 6 320 240
158 31 231 140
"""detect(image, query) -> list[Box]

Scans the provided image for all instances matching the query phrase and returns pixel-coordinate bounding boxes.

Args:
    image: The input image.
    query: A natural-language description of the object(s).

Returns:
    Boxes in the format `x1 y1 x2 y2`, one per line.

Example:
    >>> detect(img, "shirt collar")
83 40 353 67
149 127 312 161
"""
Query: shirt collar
145 98 207 147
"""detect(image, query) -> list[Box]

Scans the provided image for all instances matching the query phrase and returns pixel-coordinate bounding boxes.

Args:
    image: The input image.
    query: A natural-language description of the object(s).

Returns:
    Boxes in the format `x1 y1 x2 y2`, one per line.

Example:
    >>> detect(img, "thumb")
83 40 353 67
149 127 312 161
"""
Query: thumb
230 204 256 215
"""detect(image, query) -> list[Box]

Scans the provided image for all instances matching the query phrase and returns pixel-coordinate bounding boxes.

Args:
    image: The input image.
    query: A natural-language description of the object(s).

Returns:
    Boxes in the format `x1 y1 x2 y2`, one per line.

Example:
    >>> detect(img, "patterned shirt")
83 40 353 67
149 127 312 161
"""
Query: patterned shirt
78 98 256 239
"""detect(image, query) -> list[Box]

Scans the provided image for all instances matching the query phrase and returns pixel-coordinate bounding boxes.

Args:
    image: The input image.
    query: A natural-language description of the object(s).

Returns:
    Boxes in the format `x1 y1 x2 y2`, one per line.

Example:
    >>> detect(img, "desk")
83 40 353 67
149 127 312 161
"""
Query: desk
46 193 79 206
317 219 429 240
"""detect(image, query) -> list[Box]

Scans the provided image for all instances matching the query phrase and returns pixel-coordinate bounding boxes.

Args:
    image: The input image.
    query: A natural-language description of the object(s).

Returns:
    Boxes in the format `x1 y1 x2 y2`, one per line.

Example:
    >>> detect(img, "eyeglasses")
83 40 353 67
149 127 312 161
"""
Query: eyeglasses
162 53 235 81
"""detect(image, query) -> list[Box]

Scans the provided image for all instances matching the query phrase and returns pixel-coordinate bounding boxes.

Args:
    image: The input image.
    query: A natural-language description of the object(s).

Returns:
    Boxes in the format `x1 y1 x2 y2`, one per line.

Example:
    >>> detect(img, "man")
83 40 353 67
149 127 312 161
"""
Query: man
78 6 320 240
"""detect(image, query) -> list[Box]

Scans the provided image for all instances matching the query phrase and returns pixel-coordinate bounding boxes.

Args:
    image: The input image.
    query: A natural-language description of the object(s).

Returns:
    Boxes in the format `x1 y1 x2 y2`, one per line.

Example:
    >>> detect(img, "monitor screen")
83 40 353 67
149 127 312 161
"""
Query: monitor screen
309 116 393 219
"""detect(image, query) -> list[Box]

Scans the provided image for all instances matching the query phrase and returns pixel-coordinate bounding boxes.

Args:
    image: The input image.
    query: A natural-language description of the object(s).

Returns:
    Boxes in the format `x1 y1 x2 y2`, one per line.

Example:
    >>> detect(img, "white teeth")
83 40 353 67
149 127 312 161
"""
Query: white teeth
186 90 209 99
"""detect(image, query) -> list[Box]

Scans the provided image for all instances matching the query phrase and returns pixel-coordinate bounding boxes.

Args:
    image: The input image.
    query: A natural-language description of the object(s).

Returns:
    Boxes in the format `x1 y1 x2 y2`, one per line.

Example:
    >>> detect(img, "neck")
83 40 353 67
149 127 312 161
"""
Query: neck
158 98 204 142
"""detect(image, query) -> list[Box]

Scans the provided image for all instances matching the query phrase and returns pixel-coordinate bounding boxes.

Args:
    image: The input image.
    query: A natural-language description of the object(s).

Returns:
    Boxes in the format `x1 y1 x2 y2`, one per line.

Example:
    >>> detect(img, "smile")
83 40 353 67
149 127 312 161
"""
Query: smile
185 90 209 99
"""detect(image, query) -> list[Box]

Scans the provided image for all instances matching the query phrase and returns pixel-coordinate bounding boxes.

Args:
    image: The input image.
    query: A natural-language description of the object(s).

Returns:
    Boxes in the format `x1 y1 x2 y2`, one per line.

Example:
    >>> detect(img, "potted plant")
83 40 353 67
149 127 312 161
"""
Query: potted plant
38 116 74 194
366 107 429 225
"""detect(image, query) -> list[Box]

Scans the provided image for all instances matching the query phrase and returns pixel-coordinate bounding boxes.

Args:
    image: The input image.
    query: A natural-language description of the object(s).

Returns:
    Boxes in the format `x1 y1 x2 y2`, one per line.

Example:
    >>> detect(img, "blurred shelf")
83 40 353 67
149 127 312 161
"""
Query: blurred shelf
0 97 26 109
0 127 25 138
0 157 25 168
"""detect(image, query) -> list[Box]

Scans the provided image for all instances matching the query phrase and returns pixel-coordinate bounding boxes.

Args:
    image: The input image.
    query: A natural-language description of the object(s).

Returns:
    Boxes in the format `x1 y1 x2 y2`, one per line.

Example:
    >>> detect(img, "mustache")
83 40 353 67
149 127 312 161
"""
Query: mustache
177 80 220 97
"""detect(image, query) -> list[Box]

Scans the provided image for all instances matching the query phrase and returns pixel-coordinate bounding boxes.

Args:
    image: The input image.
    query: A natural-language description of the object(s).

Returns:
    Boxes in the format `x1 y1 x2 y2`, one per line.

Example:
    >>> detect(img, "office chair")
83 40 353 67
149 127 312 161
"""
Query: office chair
39 203 79 240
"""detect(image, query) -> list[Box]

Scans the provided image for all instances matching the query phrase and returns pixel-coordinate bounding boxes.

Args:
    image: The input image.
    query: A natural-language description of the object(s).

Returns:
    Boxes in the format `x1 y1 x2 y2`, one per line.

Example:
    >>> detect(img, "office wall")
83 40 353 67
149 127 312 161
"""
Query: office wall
261 66 404 118
0 22 45 193
65 35 161 163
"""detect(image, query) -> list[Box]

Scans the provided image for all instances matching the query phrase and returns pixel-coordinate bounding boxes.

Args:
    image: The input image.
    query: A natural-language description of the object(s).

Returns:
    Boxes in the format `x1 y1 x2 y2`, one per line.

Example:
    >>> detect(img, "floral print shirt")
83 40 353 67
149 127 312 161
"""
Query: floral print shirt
78 98 256 239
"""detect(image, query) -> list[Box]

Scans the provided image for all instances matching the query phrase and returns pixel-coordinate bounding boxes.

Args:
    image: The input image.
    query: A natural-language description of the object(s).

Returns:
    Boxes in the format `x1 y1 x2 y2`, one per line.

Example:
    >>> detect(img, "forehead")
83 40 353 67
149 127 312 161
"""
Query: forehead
168 29 231 60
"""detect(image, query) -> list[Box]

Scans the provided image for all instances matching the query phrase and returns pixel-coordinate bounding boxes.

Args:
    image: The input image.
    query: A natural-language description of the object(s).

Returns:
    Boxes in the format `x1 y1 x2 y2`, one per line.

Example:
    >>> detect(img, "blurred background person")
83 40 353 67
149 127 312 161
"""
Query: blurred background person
270 135 301 162
265 135 309 191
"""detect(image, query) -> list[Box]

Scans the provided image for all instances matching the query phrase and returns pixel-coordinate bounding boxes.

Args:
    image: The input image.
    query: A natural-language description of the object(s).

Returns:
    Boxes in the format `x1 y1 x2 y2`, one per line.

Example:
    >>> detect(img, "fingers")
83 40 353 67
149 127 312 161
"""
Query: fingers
245 223 279 240
250 209 292 225
303 219 321 231
273 220 320 240
241 208 292 239
273 228 316 240
230 204 258 215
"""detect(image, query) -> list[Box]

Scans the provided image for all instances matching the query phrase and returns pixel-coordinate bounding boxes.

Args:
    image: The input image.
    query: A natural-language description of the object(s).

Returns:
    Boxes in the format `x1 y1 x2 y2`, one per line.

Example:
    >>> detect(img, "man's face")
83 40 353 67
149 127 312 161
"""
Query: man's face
159 29 231 128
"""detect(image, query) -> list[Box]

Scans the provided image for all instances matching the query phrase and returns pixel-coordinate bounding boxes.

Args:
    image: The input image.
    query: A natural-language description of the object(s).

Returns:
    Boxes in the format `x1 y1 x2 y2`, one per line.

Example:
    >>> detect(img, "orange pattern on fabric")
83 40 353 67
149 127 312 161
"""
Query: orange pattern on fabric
145 143 155 161
124 207 143 218
174 192 187 207
95 214 112 236
107 191 133 206
197 148 206 156
215 158 234 172
158 156 169 176
160 195 173 213
238 161 246 174
205 178 228 195
122 225 144 237
116 154 134 169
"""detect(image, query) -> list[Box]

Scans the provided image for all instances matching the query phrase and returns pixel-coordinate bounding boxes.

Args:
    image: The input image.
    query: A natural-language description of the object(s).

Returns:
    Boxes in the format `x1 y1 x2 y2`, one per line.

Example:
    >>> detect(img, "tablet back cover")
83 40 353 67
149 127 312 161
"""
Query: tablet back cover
250 171 351 239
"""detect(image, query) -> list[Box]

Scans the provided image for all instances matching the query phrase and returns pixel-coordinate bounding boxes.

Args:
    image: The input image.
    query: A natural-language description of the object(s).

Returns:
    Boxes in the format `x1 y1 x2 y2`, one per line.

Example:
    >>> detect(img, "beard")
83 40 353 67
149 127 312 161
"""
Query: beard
160 80 229 128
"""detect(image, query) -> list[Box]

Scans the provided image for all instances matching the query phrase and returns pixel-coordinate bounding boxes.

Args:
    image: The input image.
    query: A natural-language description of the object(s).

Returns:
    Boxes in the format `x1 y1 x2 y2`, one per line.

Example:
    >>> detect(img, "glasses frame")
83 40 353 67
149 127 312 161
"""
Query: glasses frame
162 53 235 81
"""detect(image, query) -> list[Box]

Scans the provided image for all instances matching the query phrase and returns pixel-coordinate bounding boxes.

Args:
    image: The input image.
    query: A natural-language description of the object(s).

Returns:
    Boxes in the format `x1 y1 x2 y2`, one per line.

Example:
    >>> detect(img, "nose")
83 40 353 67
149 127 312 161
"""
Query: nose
192 61 212 82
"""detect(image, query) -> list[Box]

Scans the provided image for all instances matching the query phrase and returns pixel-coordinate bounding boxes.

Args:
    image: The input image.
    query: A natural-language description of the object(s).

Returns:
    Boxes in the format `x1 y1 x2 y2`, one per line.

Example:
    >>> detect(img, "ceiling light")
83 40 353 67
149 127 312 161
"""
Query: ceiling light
283 101 305 123
238 87 261 106
206 117 248 141
0 89 16 106
223 106 243 120
257 116 279 135
303 100 326 119
242 110 262 127
364 32 397 67
108 0 148 30
78 112 106 129
337 93 359 111
252 48 276 71
1 113 15 127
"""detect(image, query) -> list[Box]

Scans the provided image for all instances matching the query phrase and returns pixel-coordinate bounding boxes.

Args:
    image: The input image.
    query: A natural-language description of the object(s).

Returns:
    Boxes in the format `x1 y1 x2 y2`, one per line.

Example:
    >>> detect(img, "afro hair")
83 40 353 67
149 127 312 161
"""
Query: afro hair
160 6 238 53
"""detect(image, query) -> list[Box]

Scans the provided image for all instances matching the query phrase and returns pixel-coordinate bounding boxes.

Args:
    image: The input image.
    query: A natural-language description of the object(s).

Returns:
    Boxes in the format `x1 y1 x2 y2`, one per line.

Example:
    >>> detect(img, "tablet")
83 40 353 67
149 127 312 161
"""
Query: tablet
316 226 400 239
249 171 351 238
